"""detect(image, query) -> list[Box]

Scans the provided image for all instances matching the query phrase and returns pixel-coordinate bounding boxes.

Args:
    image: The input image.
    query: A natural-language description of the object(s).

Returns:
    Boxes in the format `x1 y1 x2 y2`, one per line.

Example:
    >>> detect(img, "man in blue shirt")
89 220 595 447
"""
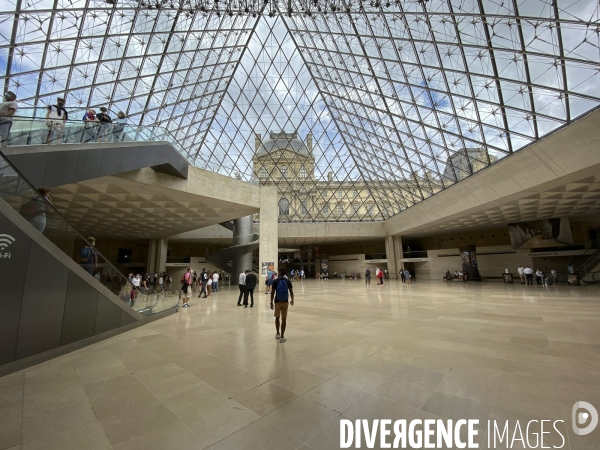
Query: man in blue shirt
270 269 294 343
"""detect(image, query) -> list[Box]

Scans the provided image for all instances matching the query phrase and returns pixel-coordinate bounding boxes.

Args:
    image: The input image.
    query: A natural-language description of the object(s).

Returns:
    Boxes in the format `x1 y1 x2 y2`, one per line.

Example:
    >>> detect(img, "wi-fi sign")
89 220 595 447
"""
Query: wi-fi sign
0 234 16 251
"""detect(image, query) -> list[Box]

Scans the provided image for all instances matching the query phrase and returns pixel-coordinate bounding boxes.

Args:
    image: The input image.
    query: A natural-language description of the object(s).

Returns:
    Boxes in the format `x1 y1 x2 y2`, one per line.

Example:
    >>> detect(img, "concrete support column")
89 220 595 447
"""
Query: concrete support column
147 239 158 273
259 185 278 286
232 215 254 278
156 239 168 275
385 236 398 279
393 235 403 277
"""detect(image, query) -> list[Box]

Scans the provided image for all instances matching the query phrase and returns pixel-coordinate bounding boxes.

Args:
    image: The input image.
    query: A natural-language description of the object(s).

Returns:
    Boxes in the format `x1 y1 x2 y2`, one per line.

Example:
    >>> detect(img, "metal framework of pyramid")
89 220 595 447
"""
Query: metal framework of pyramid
2 0 600 222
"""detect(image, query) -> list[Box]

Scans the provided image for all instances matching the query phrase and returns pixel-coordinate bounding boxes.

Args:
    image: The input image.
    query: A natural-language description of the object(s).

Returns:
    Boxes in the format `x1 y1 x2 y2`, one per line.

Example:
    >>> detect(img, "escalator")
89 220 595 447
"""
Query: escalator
0 148 180 373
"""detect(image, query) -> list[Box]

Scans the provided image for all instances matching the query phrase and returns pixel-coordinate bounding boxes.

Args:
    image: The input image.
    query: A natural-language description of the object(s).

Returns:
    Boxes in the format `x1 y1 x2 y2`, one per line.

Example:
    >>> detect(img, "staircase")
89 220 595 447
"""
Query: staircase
206 233 259 273
579 250 600 283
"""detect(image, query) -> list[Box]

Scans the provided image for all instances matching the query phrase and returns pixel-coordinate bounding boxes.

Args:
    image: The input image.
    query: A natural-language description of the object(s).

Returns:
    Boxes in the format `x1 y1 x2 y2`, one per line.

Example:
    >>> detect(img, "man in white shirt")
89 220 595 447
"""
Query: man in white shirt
212 272 219 292
237 271 246 306
517 265 525 284
523 266 534 285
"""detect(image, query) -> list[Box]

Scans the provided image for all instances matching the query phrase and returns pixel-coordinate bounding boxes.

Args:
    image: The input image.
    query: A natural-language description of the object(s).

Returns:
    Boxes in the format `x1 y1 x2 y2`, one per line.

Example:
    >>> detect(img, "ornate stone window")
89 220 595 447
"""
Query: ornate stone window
279 198 290 215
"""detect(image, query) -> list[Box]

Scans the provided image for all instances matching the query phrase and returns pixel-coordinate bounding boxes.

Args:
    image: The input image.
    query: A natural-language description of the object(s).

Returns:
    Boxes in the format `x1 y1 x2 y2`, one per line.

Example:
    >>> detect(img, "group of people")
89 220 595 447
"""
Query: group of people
180 268 221 307
128 272 172 292
517 265 557 285
237 269 257 307
445 270 469 281
82 107 127 143
0 90 128 146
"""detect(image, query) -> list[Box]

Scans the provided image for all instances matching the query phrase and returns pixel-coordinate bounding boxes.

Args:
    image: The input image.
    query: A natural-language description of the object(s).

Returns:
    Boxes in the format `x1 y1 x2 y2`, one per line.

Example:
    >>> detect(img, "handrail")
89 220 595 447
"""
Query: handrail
5 115 194 165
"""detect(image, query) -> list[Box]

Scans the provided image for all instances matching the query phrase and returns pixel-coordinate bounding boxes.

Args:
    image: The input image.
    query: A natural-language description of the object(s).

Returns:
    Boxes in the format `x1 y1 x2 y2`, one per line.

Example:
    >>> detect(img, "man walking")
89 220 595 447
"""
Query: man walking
182 268 192 308
244 269 257 308
404 268 411 285
400 268 406 283
524 266 534 285
198 267 208 298
237 270 246 306
517 265 525 284
365 267 371 285
270 269 294 343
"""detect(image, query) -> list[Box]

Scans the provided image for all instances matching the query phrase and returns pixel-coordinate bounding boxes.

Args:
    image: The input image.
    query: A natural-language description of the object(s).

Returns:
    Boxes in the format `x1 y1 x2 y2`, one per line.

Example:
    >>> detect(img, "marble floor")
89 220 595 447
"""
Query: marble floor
1 279 600 450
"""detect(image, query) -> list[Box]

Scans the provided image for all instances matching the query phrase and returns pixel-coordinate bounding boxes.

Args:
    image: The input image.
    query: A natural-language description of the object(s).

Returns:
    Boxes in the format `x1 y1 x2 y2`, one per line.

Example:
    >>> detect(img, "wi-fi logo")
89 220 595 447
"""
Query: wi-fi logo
0 234 16 251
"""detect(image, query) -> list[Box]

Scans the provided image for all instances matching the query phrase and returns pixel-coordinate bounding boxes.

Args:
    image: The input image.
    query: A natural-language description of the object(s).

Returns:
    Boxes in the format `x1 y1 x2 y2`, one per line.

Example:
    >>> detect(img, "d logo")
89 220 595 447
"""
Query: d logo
572 401 598 436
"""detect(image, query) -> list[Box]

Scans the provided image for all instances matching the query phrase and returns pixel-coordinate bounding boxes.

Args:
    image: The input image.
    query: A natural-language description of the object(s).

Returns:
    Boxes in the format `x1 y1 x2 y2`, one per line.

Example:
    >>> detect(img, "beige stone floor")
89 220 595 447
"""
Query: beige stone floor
1 279 600 450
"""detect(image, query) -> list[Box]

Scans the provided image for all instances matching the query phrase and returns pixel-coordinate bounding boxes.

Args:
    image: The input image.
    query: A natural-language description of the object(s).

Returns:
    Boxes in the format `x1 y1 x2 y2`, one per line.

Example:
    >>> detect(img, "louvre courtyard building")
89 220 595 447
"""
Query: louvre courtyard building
1 1 600 449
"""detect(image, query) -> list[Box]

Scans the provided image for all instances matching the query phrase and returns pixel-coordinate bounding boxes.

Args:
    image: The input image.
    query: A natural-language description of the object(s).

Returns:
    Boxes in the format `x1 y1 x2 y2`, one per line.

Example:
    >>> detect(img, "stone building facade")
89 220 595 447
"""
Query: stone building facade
252 132 494 222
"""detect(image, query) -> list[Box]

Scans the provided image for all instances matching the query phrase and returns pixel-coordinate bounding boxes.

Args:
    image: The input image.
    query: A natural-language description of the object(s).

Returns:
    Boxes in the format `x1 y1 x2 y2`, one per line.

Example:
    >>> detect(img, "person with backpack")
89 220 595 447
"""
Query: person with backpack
198 268 208 298
45 97 68 144
181 268 192 307
270 269 294 343
79 237 98 275
404 268 412 285
365 267 371 285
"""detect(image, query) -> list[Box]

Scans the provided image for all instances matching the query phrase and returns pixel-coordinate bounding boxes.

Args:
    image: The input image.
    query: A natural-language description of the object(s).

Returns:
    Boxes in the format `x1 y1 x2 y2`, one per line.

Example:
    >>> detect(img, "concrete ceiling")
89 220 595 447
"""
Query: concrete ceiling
403 171 600 237
50 176 258 239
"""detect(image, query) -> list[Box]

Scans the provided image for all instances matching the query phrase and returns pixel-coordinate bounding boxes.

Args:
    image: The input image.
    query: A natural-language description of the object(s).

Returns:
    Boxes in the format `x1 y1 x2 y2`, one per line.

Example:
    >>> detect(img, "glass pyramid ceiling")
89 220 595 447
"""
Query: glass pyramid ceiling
2 0 600 222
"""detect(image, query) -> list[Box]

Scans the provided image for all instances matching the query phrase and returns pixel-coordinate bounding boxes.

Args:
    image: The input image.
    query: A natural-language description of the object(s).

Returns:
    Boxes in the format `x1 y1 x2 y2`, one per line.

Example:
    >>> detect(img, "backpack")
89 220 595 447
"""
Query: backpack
79 246 92 263
275 279 289 302
20 199 39 220
181 274 187 284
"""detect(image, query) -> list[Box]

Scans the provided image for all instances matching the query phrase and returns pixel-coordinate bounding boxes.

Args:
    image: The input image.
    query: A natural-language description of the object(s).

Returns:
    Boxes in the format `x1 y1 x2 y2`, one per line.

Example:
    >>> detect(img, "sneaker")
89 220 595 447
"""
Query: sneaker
279 337 286 343
275 333 280 339
182 304 189 308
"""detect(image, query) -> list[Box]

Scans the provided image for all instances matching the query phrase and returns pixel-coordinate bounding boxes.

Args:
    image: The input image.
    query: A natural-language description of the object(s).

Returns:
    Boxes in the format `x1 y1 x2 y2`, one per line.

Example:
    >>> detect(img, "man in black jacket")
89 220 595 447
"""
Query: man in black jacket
243 269 257 308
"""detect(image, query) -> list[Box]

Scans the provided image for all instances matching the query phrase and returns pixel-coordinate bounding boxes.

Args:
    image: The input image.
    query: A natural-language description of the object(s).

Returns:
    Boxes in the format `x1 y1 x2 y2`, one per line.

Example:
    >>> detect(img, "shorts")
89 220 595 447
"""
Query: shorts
266 279 273 287
274 301 289 318
183 290 192 299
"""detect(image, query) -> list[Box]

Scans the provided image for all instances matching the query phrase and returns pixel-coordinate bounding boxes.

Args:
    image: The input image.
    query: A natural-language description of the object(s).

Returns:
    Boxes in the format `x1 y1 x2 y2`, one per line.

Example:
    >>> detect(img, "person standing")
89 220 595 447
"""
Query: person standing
79 237 98 275
96 107 112 143
517 265 525 284
377 267 384 285
237 270 246 306
20 186 52 232
0 91 18 147
112 111 127 142
365 267 371 285
524 266 534 285
206 272 212 297
244 269 257 308
212 271 219 292
45 97 68 144
404 268 411 285
400 268 406 283
82 109 99 142
181 268 192 308
198 267 208 298
265 266 274 294
157 273 164 292
270 269 294 343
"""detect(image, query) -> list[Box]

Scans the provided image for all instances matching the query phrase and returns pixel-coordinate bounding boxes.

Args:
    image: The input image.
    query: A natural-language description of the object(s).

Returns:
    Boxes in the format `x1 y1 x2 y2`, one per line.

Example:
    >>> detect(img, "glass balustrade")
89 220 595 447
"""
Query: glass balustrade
0 150 180 316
